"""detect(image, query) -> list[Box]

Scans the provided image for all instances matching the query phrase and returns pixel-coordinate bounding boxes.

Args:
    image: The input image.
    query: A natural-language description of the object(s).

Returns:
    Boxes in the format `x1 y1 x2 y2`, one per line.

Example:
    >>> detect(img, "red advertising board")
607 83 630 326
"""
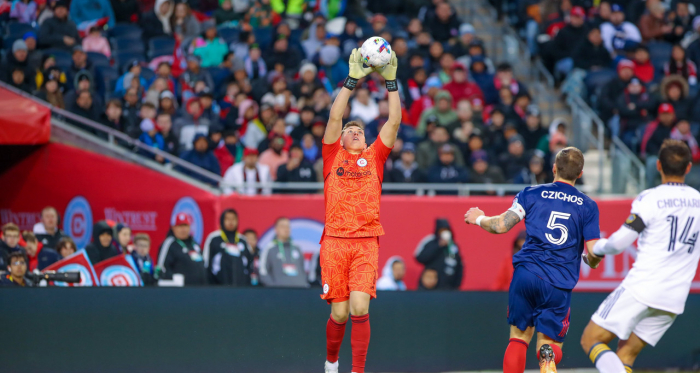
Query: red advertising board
3 143 700 291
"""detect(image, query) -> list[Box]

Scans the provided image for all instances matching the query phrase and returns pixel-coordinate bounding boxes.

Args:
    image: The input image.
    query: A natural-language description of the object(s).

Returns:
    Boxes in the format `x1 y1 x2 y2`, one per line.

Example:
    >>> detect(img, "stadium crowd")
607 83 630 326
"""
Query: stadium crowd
0 0 574 193
505 0 700 187
0 205 526 289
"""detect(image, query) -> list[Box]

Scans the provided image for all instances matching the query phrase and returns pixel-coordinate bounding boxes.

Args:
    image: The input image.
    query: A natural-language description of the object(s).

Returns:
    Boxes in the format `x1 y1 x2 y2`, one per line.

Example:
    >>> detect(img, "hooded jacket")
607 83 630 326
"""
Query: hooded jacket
141 0 173 42
35 219 68 250
84 221 120 264
27 242 61 271
376 256 407 291
111 0 140 24
37 13 81 50
442 69 485 106
259 237 309 288
415 219 464 289
70 0 116 28
177 134 221 185
202 209 254 286
416 90 460 137
156 228 207 285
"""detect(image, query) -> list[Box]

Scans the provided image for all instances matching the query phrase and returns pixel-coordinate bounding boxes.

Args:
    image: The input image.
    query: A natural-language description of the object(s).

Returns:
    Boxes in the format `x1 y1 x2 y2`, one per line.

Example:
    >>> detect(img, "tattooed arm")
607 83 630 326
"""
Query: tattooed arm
464 208 522 234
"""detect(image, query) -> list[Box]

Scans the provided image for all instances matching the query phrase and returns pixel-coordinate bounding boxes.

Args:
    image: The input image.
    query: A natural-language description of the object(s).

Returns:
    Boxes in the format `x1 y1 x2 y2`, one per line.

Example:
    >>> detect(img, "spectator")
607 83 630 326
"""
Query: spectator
376 256 407 291
664 44 698 85
131 233 155 285
263 35 302 75
10 0 37 24
443 64 484 108
301 132 320 163
156 213 206 286
38 0 80 50
599 59 635 121
4 39 34 85
192 20 228 68
242 228 260 285
115 60 147 97
425 2 460 43
100 99 132 138
1 223 22 268
178 134 221 185
276 142 317 192
415 218 463 289
112 224 132 254
214 0 239 24
670 0 693 45
487 63 528 106
427 143 470 186
138 118 166 162
615 78 653 149
547 6 588 78
642 103 677 186
175 98 210 150
259 135 289 180
660 74 691 120
37 0 53 25
22 231 60 271
302 19 327 59
417 90 458 137
110 0 140 24
203 209 253 286
350 86 379 124
121 86 142 130
317 44 345 87
685 17 700 66
417 125 465 170
141 0 173 42
238 99 267 149
408 76 442 127
572 27 612 71
632 44 654 84
418 268 439 290
171 1 200 40
0 251 32 287
600 4 642 55
214 129 242 172
639 1 673 42
388 143 426 183
469 150 505 185
222 148 272 195
197 89 220 125
671 119 700 164
70 0 115 28
513 154 549 184
259 217 309 288
69 90 102 122
55 237 77 258
22 32 41 72
491 230 526 291
157 112 179 156
82 25 111 58
451 23 476 59
244 43 267 80
498 135 530 181
520 105 547 150
159 89 178 116
485 107 508 155
9 67 32 93
84 220 119 264
34 206 67 249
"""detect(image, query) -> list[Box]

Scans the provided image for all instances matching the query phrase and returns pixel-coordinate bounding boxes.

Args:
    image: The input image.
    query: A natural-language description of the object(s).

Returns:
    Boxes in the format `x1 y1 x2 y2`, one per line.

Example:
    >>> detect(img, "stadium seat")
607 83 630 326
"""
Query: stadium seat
140 67 155 82
43 48 72 68
147 36 175 59
648 41 673 70
217 27 239 45
6 22 34 37
110 36 146 54
254 27 273 51
96 65 119 96
87 52 111 68
206 66 231 86
114 51 146 72
108 23 142 39
2 35 18 51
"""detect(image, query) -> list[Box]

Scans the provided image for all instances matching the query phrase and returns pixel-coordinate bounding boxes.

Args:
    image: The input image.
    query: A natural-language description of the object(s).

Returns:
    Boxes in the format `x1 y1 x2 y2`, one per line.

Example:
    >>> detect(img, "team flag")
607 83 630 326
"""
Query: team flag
43 250 99 287
93 254 144 286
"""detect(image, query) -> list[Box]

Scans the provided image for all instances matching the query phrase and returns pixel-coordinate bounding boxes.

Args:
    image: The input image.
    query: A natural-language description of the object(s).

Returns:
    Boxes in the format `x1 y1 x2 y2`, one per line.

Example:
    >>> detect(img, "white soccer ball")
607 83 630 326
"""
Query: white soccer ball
360 36 392 68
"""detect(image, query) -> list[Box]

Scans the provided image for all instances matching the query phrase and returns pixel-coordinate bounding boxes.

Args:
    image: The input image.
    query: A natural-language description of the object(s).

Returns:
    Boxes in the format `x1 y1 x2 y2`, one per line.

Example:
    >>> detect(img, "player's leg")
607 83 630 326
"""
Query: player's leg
580 320 625 373
504 267 537 373
534 333 563 373
347 237 379 373
532 276 571 373
320 237 352 373
616 333 646 373
617 308 676 372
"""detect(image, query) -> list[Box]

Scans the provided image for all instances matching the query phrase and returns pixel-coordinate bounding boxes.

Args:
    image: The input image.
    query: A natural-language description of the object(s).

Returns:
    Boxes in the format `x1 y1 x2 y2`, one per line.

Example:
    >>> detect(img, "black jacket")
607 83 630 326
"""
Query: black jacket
599 77 632 119
35 229 68 250
275 159 318 193
572 40 612 70
550 24 588 61
388 161 426 183
140 10 169 42
110 0 140 23
38 16 80 50
415 219 464 289
0 240 22 269
202 209 253 286
32 246 62 271
156 230 207 285
84 221 120 265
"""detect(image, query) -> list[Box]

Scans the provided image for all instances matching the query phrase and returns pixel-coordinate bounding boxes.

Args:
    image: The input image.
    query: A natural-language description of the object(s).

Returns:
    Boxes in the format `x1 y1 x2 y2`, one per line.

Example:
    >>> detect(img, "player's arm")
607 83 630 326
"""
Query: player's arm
464 208 521 234
377 51 401 148
324 49 373 144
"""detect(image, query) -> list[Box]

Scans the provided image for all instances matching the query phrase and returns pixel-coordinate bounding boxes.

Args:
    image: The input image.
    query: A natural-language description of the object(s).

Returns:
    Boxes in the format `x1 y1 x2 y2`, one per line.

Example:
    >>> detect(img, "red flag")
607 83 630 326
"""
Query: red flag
93 254 143 286
43 250 99 287
77 17 110 38
171 36 186 78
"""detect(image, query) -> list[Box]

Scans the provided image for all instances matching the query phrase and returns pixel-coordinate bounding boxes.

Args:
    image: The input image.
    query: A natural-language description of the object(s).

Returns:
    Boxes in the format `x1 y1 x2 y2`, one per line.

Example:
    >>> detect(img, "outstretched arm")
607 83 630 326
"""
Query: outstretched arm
324 48 374 144
378 51 401 148
464 207 521 234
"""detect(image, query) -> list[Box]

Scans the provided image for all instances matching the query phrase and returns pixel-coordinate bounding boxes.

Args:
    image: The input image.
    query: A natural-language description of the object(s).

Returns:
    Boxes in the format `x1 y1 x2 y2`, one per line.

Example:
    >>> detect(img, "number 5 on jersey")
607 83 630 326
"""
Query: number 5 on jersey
546 211 571 245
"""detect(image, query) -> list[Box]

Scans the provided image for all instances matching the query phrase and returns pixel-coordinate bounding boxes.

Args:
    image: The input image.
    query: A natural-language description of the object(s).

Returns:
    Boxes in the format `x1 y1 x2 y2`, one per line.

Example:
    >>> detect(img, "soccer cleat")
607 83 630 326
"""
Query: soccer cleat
539 344 558 373
324 360 339 373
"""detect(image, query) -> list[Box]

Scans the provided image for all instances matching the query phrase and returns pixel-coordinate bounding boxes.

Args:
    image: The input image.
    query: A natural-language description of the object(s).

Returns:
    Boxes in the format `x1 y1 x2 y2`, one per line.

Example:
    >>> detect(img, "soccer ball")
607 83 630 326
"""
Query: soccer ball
360 36 392 68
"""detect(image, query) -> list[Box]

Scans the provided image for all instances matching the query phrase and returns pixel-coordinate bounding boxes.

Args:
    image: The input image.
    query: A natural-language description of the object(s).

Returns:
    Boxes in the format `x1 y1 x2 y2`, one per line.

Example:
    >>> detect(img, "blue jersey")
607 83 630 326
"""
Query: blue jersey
510 182 600 290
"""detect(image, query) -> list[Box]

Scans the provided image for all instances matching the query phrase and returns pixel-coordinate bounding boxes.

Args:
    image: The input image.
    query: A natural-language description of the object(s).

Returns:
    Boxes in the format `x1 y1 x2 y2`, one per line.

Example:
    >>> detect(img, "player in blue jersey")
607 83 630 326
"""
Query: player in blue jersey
464 147 602 373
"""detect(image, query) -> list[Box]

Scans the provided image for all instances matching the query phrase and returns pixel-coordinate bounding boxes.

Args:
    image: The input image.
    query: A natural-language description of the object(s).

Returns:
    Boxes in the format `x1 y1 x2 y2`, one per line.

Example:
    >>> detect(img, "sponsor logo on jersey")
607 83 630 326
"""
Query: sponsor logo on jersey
170 197 204 244
63 196 93 249
357 158 368 167
336 167 345 176
323 283 329 294
540 190 584 205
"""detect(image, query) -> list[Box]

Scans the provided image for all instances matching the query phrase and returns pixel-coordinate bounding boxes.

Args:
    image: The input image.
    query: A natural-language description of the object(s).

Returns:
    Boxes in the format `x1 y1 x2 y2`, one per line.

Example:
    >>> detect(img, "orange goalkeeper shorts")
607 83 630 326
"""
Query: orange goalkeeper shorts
320 236 379 304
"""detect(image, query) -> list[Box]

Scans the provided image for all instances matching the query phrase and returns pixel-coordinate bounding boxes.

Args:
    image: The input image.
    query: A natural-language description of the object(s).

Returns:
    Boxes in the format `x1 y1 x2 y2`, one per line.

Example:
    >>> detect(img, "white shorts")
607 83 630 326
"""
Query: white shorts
591 286 677 347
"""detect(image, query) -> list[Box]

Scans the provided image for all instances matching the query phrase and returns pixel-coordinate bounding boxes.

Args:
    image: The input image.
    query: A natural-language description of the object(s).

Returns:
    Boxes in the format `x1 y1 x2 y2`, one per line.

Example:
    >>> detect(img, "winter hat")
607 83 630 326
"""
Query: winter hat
402 142 416 153
160 90 175 100
616 59 635 73
22 31 36 41
319 45 340 66
140 118 155 132
424 76 443 90
201 19 217 31
299 62 317 76
459 23 475 35
470 149 489 164
12 39 27 53
659 103 675 114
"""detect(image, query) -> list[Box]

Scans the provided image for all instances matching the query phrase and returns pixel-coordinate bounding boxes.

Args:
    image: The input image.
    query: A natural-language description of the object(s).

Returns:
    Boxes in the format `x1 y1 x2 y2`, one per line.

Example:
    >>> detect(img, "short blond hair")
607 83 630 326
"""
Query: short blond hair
342 121 364 131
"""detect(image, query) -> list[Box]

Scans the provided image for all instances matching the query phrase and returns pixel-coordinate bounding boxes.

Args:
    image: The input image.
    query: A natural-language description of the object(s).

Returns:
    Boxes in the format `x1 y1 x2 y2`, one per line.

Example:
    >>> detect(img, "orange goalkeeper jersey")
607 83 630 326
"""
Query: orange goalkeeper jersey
322 136 392 238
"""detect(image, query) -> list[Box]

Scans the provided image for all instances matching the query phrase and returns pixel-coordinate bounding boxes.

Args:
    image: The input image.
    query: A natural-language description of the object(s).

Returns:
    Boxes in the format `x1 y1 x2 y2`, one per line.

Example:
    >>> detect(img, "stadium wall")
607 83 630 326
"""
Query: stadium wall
3 143 700 291
3 288 700 373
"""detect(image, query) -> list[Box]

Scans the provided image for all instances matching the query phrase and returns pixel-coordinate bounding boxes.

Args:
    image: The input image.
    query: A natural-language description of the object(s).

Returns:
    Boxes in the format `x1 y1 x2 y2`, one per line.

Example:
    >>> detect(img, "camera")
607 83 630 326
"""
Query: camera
26 271 81 284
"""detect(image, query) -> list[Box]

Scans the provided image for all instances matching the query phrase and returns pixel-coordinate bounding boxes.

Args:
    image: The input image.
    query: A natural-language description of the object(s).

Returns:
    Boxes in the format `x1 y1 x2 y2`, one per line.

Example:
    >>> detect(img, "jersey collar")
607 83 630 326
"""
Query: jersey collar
664 182 686 186
555 180 574 186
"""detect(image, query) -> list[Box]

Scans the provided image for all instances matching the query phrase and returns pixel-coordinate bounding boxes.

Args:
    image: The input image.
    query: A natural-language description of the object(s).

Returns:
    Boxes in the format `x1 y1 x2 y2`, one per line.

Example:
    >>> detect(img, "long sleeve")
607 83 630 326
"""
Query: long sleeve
415 240 441 264
259 244 275 286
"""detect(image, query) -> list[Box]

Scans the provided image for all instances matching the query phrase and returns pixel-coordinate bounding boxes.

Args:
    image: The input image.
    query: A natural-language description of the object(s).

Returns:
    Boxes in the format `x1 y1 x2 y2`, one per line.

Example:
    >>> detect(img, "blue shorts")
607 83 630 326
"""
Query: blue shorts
508 266 572 342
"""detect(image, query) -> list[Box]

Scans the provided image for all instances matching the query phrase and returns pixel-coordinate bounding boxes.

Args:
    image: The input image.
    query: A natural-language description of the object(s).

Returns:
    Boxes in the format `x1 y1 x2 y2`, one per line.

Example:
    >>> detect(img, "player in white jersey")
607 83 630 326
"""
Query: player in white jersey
580 139 700 373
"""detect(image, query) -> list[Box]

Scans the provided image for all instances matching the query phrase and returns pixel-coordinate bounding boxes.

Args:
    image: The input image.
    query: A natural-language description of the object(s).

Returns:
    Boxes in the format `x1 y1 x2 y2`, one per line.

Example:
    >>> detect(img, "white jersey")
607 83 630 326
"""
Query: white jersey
622 183 700 314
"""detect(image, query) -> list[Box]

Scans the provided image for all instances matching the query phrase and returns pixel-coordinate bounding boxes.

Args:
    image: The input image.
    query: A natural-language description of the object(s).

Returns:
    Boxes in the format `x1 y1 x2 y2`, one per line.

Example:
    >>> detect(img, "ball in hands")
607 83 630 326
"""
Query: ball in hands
360 36 392 68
